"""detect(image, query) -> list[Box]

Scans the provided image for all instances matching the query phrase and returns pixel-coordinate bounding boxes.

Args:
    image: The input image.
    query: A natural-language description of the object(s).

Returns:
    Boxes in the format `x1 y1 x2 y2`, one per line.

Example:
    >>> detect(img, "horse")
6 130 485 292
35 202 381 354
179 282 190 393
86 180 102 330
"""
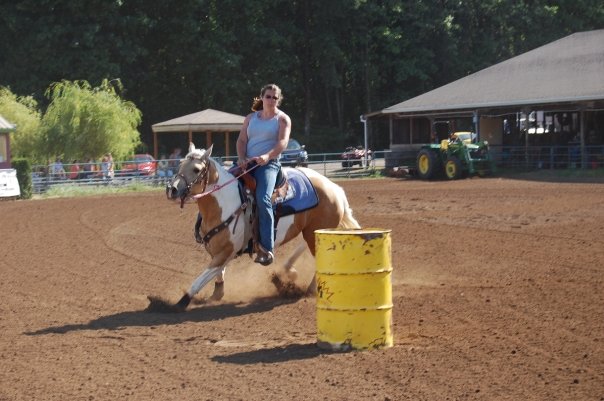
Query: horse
162 142 360 311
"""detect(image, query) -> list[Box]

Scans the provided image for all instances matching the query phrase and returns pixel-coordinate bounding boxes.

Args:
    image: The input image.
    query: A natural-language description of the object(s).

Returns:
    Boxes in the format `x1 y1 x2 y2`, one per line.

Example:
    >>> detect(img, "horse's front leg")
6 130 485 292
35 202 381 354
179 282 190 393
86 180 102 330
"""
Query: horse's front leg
175 265 226 310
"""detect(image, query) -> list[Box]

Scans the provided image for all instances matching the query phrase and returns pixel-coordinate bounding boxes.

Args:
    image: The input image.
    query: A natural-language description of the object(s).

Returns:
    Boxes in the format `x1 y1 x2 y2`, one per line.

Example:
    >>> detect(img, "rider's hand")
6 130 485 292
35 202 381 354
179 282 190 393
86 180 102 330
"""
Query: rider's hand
255 154 269 166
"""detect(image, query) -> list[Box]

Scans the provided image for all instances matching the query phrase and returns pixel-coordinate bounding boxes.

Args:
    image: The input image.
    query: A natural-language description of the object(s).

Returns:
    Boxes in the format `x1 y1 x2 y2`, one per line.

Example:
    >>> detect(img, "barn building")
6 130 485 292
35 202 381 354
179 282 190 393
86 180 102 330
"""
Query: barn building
365 29 604 170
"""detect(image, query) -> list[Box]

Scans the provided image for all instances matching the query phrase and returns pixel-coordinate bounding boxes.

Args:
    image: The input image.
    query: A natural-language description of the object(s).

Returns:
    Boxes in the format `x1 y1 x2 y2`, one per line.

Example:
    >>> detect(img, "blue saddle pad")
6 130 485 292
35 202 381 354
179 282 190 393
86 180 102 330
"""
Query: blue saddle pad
273 168 319 216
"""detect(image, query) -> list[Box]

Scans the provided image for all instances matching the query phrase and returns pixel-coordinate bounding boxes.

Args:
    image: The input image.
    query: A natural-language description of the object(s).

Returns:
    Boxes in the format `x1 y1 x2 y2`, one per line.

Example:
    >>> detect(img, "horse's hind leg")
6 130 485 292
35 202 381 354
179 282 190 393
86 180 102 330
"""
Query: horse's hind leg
301 230 318 296
282 243 306 281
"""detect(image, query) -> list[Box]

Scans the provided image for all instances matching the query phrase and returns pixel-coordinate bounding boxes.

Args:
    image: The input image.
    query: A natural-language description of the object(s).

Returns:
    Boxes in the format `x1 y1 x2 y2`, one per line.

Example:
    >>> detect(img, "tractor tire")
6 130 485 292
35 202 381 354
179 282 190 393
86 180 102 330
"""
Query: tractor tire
445 156 463 180
417 149 439 180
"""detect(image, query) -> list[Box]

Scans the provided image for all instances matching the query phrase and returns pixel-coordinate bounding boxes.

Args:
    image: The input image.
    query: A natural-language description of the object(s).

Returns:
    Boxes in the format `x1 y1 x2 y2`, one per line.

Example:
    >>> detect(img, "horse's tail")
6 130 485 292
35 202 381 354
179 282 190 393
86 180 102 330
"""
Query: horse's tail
336 186 361 229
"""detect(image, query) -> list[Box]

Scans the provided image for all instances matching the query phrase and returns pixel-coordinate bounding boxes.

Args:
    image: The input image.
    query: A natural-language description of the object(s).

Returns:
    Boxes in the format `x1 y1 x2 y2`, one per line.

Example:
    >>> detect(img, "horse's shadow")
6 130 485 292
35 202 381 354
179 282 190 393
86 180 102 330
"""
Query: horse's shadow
24 297 296 336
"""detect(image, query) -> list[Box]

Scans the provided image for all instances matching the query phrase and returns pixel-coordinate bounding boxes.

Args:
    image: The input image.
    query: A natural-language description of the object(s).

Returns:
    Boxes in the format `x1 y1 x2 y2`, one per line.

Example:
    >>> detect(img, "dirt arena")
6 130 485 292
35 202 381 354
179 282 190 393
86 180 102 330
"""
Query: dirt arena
1 174 603 401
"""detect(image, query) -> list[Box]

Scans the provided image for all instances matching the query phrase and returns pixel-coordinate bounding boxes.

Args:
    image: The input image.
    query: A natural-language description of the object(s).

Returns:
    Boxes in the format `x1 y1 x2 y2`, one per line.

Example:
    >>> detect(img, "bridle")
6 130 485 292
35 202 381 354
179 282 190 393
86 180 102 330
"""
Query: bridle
173 157 211 208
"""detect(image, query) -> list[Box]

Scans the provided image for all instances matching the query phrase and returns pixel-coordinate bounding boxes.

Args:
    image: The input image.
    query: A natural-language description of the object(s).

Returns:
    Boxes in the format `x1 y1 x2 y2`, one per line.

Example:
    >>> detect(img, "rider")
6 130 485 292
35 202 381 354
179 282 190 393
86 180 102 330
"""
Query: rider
236 83 291 266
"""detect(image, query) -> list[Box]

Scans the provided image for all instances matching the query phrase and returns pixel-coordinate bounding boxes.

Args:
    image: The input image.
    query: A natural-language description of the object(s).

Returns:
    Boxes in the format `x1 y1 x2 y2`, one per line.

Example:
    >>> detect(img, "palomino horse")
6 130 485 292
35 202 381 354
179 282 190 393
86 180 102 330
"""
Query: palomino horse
164 142 360 311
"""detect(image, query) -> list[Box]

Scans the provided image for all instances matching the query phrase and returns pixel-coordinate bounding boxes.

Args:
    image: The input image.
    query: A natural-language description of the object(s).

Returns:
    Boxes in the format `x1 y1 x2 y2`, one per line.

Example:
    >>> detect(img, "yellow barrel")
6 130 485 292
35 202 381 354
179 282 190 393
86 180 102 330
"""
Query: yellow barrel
315 228 393 351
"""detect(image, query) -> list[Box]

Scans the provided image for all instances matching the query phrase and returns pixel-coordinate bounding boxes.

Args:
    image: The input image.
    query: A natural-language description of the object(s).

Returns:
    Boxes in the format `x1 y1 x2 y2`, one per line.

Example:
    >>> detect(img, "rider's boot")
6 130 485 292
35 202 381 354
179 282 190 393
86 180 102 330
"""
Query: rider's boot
254 243 274 266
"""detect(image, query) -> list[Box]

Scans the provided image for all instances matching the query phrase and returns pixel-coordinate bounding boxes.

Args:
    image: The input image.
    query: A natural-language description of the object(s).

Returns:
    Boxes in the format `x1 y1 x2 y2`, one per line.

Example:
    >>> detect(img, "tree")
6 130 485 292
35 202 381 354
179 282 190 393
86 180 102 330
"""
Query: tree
0 87 43 162
41 79 142 161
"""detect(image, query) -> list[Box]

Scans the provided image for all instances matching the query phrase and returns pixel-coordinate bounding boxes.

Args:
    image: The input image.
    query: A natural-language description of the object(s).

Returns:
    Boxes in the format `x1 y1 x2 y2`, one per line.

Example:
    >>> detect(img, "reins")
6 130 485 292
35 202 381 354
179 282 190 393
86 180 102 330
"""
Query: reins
190 162 259 201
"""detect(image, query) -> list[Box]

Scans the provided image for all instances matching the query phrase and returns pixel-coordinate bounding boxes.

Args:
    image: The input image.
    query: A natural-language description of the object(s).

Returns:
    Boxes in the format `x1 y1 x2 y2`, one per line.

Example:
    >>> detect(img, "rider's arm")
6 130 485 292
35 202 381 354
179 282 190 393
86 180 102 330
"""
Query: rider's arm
265 113 291 161
236 114 252 167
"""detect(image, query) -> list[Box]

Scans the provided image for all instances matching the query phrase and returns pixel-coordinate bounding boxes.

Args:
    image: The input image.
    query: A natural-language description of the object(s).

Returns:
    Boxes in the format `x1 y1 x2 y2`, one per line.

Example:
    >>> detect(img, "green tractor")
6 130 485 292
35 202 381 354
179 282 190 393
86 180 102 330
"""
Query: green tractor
416 132 494 180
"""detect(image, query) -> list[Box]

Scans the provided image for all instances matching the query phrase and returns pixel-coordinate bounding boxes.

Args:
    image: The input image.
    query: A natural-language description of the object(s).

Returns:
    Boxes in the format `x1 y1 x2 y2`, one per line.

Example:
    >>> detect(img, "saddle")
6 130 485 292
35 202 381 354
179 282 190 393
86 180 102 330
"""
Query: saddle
227 163 289 205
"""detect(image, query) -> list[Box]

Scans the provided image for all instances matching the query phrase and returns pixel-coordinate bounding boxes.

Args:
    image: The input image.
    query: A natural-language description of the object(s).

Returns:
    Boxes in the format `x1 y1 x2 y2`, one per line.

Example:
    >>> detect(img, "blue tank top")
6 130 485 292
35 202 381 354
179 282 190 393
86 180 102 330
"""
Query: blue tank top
246 111 280 158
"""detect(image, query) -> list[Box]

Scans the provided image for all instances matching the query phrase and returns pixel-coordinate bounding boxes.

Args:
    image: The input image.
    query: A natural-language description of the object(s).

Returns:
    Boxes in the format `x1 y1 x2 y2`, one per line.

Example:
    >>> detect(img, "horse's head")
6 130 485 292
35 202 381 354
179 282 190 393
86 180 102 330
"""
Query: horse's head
166 142 214 206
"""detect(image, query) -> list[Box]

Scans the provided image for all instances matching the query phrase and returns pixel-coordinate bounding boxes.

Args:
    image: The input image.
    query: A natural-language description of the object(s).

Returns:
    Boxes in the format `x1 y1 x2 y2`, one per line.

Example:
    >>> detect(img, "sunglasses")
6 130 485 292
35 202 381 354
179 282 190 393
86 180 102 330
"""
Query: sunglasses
264 94 279 100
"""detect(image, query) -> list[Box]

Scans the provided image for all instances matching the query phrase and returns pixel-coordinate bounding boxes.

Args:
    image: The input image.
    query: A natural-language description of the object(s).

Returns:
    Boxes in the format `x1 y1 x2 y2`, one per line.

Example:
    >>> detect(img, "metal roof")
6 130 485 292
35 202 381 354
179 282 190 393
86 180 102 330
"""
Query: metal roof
0 115 16 132
375 29 604 116
152 108 245 133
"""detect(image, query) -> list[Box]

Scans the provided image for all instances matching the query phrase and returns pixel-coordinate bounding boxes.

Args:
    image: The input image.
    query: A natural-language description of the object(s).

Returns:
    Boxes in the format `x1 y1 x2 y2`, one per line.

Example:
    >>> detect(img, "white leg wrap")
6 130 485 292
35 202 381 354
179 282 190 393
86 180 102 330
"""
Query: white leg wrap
189 267 224 296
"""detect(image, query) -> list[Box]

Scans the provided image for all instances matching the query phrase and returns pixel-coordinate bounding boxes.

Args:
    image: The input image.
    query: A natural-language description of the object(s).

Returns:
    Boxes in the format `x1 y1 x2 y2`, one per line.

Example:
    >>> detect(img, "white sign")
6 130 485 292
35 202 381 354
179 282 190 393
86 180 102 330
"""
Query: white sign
0 168 21 198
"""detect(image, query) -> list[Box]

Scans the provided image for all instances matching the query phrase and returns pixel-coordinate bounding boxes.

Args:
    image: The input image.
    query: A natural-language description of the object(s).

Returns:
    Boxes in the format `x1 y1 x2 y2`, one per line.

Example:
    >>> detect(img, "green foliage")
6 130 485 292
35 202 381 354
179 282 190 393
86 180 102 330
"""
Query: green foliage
41 79 142 161
11 157 32 199
0 87 43 162
1 0 604 153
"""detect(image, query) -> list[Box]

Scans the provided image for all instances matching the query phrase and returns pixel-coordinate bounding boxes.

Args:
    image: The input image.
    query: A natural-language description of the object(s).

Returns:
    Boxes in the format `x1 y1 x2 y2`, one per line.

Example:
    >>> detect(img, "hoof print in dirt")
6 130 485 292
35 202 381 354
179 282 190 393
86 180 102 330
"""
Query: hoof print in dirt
270 273 305 299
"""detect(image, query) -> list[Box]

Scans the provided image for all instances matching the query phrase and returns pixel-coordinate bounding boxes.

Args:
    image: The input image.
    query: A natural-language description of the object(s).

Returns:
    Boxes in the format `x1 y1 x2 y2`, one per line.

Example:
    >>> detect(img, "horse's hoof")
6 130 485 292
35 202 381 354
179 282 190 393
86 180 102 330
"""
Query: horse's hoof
175 293 191 310
146 295 187 313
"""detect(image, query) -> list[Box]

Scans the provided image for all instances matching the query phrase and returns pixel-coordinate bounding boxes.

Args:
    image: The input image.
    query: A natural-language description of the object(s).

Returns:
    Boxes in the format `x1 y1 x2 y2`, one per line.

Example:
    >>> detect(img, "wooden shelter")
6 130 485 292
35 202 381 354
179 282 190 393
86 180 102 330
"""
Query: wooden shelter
151 108 245 158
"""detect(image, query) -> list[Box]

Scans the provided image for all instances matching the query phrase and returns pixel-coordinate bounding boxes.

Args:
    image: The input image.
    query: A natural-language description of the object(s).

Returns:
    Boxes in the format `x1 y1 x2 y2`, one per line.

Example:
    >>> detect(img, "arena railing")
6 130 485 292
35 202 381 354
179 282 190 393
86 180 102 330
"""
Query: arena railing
29 146 603 193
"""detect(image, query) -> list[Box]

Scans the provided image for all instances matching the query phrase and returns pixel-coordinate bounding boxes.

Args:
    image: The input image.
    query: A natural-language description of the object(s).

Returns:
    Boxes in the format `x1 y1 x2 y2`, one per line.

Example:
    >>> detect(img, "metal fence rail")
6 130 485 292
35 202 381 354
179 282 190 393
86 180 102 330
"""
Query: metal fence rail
489 145 604 170
31 154 387 194
29 145 604 193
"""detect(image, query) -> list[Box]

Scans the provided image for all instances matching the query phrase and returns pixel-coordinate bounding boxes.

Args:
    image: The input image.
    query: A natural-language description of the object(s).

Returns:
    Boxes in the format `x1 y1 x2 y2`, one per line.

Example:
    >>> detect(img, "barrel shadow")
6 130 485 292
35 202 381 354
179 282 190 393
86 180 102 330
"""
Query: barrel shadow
212 343 326 364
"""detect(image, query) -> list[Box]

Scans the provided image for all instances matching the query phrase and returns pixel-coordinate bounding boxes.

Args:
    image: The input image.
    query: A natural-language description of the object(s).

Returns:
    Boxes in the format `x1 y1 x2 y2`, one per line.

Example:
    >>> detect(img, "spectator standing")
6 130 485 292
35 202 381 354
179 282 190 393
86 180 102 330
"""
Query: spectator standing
101 153 114 181
81 157 94 179
168 147 182 170
69 160 80 179
51 158 66 179
157 154 173 180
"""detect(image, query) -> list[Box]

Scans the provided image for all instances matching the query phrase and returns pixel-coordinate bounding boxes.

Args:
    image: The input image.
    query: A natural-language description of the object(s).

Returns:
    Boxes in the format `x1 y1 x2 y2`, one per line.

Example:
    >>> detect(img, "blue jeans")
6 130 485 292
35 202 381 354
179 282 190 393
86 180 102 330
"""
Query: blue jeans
251 160 280 252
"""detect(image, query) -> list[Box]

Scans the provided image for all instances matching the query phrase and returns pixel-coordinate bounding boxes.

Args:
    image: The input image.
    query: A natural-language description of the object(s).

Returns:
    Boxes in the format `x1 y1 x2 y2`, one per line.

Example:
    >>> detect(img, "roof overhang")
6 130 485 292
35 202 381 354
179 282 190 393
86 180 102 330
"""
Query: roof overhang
152 123 243 133
152 108 245 133
364 29 604 120
0 115 16 133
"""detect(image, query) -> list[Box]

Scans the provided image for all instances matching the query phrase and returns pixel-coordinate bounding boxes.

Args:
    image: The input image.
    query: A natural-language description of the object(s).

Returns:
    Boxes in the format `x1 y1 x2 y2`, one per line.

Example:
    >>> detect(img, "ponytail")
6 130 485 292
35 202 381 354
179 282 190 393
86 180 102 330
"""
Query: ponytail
251 97 263 111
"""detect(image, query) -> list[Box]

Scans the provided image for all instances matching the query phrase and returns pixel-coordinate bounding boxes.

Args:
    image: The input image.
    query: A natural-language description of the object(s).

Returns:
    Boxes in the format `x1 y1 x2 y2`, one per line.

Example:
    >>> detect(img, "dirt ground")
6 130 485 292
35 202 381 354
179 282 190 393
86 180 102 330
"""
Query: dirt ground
1 174 603 401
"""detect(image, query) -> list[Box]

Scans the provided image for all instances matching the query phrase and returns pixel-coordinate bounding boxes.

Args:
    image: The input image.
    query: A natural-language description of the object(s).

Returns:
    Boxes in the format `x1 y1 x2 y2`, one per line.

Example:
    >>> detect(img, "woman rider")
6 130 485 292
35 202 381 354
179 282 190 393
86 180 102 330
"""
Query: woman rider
236 83 291 265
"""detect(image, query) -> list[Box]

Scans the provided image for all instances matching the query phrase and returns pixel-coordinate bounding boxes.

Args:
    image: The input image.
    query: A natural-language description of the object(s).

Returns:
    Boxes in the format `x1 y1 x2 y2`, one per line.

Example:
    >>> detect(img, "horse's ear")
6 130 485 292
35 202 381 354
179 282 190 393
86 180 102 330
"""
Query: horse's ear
188 142 196 154
204 144 213 159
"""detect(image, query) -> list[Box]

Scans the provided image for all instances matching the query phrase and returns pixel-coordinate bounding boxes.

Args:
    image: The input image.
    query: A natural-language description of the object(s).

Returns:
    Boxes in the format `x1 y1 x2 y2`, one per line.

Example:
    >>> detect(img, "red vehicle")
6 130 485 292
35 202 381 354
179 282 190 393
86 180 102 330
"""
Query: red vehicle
340 145 373 168
120 154 157 176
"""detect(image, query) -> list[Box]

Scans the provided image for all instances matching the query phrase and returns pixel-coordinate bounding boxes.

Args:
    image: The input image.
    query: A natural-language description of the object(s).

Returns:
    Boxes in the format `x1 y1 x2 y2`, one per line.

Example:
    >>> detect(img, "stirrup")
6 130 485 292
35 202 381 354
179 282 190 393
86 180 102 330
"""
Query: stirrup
254 250 274 266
